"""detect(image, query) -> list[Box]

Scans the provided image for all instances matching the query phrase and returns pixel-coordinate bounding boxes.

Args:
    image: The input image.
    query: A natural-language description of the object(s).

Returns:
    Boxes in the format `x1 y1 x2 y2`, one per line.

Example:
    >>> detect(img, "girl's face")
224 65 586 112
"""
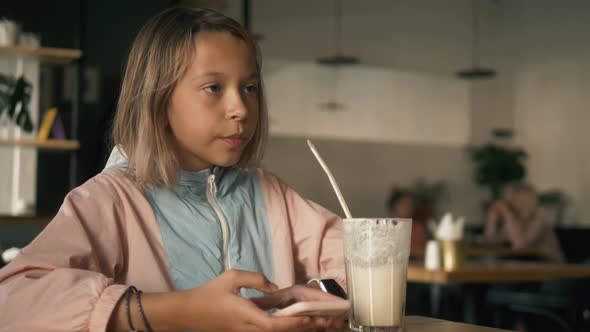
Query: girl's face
168 31 259 171
508 191 537 222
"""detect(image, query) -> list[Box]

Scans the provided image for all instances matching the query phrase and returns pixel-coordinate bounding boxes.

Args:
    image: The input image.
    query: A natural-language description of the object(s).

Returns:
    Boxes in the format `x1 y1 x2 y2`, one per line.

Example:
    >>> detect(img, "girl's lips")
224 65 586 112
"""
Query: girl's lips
222 137 246 147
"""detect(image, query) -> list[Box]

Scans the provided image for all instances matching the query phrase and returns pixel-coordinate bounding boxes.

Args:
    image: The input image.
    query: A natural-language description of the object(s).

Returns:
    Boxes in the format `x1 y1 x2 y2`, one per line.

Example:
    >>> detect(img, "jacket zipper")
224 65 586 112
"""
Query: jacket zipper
206 173 232 270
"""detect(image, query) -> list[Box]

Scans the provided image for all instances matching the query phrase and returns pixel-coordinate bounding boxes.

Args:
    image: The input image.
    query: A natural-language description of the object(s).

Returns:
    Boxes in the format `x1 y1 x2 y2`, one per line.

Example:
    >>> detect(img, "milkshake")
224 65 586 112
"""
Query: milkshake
344 218 412 332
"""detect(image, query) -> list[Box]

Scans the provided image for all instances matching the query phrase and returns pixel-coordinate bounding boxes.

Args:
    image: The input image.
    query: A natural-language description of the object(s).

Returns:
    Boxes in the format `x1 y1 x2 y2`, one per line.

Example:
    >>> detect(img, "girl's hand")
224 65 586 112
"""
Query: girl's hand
251 284 347 332
490 200 513 221
182 269 316 332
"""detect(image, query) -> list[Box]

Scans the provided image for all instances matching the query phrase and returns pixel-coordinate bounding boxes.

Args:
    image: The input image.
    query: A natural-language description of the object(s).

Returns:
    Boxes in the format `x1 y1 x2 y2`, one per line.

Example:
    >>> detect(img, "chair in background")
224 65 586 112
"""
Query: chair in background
486 277 590 332
538 190 568 226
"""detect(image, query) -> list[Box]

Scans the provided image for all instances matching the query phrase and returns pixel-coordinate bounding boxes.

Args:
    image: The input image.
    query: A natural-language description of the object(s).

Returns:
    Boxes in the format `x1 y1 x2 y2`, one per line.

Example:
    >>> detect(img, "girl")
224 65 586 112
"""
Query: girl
0 8 346 332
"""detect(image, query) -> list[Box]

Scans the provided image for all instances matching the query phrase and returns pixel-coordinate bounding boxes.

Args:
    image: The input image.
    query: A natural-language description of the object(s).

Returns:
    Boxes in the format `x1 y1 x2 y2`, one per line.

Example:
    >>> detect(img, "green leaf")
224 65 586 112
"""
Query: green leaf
468 143 528 199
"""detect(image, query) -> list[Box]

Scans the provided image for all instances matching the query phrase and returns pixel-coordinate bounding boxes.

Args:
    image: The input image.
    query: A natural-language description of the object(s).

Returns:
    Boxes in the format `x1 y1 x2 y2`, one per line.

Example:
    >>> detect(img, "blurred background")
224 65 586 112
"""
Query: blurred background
0 1 589 331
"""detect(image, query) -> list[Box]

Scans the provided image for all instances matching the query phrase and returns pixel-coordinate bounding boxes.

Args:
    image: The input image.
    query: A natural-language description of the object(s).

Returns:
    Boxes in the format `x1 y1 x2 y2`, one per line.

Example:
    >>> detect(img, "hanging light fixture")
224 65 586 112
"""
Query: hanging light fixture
317 0 360 66
456 0 496 79
317 0 359 111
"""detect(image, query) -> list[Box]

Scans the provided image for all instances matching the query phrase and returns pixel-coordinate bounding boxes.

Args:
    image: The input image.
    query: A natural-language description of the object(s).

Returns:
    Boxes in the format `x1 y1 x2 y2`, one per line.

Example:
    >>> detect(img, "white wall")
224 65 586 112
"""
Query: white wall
264 62 471 146
254 0 475 74
507 1 590 224
262 136 486 223
251 0 485 222
248 0 590 225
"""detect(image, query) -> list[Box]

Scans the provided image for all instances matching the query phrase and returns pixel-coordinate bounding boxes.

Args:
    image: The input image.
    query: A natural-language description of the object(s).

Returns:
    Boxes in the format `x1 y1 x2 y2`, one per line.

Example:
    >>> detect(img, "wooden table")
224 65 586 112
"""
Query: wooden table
463 247 543 258
343 316 513 331
407 261 590 284
407 261 590 323
411 247 543 260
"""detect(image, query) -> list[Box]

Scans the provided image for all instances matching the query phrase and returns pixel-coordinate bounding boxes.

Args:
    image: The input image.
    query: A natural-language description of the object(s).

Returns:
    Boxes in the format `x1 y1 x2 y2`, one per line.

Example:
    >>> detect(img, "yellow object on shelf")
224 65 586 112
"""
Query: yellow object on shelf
37 108 58 142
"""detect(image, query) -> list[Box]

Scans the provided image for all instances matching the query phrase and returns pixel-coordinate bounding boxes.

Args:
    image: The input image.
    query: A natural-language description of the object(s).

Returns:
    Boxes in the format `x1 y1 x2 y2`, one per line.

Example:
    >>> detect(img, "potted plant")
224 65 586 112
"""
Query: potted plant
0 73 15 117
0 72 34 133
468 136 527 200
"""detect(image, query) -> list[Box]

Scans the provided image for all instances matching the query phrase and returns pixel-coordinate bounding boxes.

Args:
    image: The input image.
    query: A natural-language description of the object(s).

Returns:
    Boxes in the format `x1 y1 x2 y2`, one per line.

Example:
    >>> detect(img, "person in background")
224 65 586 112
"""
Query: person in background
387 187 426 256
485 182 564 262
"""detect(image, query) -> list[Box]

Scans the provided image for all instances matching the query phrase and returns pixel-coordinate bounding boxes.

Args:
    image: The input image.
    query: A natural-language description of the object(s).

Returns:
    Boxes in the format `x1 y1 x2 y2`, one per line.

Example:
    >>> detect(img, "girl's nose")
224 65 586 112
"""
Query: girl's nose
226 92 248 121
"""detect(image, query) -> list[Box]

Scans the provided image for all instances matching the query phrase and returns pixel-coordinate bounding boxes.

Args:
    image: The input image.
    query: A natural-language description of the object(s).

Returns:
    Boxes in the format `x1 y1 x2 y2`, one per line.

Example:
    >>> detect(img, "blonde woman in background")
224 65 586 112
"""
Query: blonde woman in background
485 182 564 262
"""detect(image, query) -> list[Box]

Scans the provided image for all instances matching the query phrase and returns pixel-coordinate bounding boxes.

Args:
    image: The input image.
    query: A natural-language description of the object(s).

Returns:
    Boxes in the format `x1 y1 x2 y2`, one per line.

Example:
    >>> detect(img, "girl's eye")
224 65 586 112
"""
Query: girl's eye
204 84 221 94
243 84 258 94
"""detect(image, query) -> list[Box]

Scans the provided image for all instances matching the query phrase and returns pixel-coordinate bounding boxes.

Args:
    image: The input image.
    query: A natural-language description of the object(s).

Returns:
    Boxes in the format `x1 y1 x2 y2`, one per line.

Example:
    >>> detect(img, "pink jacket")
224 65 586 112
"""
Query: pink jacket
0 168 344 331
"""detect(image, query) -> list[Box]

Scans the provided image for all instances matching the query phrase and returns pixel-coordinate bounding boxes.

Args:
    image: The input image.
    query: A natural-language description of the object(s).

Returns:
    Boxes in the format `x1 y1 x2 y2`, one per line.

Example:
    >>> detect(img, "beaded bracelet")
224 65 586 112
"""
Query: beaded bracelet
136 290 154 332
124 286 139 332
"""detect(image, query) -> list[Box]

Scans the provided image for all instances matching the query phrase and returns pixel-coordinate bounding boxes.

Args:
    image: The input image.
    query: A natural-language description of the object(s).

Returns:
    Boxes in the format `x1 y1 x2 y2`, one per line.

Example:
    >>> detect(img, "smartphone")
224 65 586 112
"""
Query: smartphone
273 300 350 317
306 278 348 299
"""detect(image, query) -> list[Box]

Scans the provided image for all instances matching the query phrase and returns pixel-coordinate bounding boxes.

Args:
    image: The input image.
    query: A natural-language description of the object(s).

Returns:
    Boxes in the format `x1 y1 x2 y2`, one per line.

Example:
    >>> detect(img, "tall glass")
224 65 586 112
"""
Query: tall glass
344 218 412 332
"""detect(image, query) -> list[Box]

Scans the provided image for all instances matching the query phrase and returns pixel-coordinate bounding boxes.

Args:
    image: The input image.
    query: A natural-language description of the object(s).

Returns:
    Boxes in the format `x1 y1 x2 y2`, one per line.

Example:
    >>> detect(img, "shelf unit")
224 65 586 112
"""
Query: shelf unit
0 45 81 63
0 45 82 217
0 138 80 151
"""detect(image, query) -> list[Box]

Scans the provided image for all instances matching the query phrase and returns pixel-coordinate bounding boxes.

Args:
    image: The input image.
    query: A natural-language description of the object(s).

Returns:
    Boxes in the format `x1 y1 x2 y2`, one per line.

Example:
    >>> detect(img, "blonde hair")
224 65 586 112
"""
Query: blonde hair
503 182 538 221
112 7 268 189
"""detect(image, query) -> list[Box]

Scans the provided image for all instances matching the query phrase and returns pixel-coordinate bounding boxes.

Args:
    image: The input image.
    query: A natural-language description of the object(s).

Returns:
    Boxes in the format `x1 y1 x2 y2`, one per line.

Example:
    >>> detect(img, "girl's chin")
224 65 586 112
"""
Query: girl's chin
213 156 241 168
215 162 239 168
